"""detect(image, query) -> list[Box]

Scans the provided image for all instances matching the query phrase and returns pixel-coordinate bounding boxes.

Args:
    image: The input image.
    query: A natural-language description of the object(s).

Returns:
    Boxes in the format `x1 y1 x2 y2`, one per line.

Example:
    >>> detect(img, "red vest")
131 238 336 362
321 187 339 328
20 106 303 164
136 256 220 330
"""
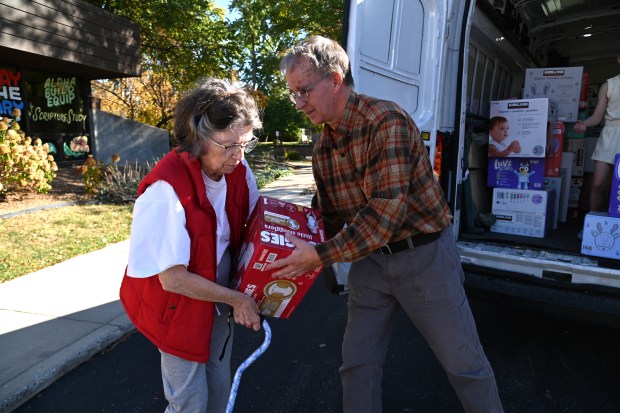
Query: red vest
119 150 249 362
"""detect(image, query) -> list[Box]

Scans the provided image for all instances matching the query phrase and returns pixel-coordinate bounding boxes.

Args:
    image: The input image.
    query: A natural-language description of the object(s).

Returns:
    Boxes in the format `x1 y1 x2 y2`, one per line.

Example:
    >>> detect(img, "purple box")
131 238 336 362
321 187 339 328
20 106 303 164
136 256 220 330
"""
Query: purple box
609 153 620 217
487 157 545 189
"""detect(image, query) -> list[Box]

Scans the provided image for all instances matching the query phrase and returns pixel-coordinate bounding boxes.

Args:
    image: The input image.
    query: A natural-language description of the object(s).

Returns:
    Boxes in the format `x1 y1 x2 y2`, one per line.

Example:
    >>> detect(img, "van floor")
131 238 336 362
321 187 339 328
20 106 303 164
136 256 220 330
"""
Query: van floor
459 216 584 255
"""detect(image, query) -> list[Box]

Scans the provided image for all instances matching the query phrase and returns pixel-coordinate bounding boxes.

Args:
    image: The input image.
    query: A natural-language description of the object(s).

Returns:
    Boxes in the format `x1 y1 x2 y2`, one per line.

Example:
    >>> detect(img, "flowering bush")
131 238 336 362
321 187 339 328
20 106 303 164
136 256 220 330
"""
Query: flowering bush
74 154 105 194
0 111 58 196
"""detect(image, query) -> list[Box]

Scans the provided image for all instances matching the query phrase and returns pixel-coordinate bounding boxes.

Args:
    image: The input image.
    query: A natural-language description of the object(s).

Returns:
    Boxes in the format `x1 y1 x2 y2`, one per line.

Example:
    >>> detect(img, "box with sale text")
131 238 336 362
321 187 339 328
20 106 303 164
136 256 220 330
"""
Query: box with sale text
490 188 555 238
232 196 325 319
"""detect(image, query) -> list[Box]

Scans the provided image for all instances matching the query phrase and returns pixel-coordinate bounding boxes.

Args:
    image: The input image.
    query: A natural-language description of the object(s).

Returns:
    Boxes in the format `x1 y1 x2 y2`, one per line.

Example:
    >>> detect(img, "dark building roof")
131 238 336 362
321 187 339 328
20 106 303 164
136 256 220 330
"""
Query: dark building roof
0 0 141 79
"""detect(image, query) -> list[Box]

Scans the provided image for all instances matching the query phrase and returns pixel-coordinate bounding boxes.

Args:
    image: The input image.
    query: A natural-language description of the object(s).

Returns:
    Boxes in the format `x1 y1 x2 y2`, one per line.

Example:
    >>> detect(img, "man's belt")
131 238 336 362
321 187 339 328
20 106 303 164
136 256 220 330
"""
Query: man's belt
376 231 441 255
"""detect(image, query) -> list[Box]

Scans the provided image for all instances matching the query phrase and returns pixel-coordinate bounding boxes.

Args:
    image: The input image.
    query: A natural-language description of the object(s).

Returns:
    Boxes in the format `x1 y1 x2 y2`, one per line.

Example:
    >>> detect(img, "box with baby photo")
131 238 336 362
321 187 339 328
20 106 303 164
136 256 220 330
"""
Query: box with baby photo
488 98 550 158
232 196 325 319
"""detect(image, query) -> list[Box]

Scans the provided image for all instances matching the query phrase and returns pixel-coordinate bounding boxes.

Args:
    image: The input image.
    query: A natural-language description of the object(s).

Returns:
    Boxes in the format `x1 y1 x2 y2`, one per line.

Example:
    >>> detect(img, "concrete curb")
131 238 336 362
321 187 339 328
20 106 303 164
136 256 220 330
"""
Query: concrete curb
1 316 135 413
0 200 98 220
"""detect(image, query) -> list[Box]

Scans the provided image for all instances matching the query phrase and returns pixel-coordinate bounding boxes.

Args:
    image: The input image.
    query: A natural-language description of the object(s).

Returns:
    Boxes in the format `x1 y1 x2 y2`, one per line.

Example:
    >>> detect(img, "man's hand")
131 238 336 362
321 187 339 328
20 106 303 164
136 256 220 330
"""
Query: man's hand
268 233 322 278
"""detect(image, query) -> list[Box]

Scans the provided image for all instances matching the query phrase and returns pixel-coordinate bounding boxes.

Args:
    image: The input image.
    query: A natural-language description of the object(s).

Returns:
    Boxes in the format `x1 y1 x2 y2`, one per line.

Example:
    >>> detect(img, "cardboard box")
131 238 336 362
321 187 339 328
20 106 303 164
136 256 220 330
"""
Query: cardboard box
559 152 574 222
523 66 584 122
584 136 598 173
578 172 592 213
581 212 620 260
487 157 544 189
545 122 565 177
567 138 586 177
609 154 620 218
491 188 555 238
565 123 585 139
579 72 589 112
543 176 562 229
488 98 550 158
568 176 584 219
232 196 325 318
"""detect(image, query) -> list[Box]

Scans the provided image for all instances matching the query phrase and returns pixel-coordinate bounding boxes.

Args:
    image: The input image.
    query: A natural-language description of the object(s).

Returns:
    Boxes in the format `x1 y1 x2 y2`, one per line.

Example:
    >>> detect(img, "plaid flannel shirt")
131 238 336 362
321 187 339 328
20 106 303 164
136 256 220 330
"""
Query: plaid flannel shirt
313 91 452 266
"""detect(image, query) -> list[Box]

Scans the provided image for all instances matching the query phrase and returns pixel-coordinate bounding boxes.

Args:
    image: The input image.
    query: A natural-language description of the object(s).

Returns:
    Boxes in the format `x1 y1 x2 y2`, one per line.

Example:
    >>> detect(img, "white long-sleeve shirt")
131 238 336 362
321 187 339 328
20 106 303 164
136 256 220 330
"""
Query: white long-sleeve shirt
127 159 259 278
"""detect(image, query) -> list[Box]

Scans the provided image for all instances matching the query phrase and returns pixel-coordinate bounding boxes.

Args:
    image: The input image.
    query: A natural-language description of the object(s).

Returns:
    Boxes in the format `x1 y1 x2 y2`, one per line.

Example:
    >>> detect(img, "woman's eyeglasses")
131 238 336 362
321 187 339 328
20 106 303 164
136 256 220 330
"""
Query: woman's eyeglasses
208 135 259 156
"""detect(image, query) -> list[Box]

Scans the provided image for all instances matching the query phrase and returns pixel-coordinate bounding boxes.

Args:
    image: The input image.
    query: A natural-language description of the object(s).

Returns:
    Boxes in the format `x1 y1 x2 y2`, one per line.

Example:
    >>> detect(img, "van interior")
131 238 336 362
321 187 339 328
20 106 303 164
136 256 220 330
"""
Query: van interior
460 0 620 257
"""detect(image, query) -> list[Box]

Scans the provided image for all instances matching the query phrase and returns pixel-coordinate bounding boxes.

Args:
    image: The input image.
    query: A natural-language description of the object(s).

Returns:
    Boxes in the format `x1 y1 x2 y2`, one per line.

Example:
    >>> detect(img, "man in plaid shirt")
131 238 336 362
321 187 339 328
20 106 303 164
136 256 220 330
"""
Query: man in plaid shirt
269 35 503 413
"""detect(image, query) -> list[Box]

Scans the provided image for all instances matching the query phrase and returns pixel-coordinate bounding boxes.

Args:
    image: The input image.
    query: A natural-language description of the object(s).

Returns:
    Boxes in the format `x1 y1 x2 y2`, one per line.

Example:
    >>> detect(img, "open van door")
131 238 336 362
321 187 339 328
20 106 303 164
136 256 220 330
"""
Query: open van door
346 0 620 325
344 0 472 237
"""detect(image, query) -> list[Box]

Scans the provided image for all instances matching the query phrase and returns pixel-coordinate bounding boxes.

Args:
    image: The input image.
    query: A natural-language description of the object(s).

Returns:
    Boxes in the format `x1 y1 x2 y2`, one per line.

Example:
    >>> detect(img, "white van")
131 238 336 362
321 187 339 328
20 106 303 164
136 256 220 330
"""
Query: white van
344 0 620 324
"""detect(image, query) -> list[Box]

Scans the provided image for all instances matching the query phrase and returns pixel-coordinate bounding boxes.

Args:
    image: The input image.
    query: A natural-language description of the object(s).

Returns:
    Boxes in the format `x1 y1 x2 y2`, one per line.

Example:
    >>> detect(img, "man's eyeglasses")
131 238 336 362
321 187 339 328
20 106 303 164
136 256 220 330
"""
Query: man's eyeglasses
288 75 329 103
208 135 259 156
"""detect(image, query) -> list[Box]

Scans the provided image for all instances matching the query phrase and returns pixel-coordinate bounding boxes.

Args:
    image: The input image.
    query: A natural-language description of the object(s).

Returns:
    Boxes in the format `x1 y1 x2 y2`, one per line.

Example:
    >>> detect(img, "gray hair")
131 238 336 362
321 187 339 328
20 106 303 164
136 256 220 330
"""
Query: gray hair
173 78 262 157
280 35 354 87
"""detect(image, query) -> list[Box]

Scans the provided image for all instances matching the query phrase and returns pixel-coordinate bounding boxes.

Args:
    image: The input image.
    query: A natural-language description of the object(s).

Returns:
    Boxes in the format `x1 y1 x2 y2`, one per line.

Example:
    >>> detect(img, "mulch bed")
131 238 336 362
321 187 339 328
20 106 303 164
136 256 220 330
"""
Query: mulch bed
0 166 90 216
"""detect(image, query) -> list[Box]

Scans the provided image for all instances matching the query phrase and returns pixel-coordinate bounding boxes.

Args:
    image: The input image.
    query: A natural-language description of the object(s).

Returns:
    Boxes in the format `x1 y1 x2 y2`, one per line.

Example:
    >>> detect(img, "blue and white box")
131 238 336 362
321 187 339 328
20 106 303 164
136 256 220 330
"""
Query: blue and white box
487 157 545 189
581 212 620 260
523 66 583 122
491 188 555 238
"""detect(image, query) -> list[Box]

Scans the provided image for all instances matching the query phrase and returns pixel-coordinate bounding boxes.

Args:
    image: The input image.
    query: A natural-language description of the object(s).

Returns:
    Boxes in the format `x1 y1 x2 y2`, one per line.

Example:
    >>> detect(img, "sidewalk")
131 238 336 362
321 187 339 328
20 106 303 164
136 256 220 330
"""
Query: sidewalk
0 162 315 413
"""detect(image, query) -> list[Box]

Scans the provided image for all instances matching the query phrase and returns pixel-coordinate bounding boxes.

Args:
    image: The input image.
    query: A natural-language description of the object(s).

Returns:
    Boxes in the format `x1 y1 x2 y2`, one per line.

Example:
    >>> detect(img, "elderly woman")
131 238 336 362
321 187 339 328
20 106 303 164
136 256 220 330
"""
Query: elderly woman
120 78 262 412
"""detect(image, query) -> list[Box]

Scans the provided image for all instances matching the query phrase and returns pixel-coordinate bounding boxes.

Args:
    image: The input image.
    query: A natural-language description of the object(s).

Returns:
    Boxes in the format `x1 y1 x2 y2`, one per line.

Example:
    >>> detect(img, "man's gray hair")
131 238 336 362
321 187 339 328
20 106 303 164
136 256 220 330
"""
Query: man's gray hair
280 36 354 87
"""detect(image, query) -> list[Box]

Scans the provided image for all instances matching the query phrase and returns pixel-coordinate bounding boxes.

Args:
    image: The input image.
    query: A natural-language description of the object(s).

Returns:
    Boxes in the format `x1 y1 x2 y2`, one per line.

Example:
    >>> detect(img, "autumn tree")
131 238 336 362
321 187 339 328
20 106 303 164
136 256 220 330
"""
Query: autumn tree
83 0 345 138
92 70 177 131
84 0 236 130
229 0 343 91
228 0 344 140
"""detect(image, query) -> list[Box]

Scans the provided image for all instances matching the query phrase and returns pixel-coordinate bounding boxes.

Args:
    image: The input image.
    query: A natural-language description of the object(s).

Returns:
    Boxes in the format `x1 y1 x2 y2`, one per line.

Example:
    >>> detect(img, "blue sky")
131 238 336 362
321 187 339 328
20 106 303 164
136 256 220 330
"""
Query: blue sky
214 0 238 19
214 0 229 8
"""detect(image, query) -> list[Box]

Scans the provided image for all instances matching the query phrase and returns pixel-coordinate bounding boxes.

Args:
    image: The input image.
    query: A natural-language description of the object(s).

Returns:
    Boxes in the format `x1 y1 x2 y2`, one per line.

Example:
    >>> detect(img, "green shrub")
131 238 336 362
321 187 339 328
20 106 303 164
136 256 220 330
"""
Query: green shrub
284 150 304 161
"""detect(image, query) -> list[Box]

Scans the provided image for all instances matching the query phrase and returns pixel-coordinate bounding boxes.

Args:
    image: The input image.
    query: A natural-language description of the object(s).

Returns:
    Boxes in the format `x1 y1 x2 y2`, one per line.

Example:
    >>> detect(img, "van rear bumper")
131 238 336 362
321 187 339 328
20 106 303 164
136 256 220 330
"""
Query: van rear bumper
463 264 620 327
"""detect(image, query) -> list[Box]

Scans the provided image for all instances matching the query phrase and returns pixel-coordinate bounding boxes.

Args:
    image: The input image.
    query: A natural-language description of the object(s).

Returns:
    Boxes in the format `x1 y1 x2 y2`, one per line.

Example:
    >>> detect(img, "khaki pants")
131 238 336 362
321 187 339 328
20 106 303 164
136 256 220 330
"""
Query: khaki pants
339 226 503 413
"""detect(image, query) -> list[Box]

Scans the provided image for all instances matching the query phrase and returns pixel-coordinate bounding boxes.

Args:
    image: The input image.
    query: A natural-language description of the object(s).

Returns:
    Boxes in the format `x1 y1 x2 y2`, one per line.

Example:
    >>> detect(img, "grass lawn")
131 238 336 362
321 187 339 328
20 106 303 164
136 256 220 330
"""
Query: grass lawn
0 204 134 283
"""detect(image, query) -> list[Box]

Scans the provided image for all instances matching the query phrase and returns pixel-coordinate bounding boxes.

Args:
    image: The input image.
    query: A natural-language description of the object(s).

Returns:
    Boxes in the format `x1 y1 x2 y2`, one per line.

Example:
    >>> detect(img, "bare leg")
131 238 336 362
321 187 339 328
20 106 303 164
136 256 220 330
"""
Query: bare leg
590 161 613 212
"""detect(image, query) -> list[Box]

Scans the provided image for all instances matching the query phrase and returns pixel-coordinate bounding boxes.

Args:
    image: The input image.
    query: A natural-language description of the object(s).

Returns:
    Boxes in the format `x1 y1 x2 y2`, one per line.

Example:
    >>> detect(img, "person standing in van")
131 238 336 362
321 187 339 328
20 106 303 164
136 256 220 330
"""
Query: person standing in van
574 51 620 214
270 35 503 413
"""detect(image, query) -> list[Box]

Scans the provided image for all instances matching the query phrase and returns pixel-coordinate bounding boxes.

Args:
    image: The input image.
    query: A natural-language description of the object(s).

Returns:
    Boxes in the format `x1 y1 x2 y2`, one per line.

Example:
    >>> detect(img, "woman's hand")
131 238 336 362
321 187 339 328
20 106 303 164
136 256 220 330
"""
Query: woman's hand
231 291 261 331
574 120 587 134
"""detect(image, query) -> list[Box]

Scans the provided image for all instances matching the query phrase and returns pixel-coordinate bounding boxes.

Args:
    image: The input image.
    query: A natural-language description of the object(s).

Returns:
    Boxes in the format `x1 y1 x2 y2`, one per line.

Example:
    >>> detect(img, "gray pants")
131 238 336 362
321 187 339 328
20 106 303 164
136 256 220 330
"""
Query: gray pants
339 226 503 413
160 250 234 413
